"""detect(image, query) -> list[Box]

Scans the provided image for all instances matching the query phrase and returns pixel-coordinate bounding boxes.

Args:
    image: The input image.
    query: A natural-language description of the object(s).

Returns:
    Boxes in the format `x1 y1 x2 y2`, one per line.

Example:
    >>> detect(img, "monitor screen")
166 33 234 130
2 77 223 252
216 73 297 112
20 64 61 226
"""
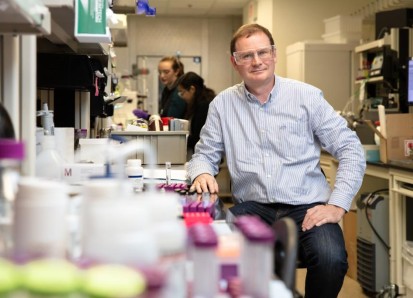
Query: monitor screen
408 58 413 105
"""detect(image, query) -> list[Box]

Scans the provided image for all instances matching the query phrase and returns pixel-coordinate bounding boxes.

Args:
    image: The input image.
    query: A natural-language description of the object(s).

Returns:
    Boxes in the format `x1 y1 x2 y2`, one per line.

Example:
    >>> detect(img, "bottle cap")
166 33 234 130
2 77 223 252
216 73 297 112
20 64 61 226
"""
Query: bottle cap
127 159 142 167
188 223 218 248
0 139 25 160
235 215 274 243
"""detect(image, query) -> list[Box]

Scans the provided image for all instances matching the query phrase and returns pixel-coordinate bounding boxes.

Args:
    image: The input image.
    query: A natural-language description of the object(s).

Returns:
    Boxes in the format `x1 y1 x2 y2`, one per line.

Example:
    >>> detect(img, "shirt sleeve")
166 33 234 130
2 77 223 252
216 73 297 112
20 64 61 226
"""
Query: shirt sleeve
187 99 224 182
312 92 366 211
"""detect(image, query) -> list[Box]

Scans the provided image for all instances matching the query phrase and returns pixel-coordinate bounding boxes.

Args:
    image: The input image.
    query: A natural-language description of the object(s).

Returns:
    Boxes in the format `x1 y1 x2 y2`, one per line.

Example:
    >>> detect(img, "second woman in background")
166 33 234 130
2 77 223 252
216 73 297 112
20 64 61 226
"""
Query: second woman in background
158 56 186 118
177 71 215 156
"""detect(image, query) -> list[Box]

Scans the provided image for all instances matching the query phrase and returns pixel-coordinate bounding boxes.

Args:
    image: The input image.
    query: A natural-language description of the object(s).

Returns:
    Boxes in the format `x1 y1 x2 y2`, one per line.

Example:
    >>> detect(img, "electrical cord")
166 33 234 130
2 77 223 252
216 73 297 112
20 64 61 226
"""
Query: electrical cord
363 189 391 253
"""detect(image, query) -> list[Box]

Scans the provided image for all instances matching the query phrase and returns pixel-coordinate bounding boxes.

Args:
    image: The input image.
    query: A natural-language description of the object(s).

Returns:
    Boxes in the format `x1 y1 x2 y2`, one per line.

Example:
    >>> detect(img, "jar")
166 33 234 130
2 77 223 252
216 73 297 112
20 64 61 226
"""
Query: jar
126 159 144 192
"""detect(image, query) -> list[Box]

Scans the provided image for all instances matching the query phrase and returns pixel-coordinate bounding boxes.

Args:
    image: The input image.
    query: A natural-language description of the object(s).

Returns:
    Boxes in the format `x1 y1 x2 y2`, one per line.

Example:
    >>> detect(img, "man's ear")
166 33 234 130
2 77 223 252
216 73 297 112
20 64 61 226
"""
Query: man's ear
230 56 237 68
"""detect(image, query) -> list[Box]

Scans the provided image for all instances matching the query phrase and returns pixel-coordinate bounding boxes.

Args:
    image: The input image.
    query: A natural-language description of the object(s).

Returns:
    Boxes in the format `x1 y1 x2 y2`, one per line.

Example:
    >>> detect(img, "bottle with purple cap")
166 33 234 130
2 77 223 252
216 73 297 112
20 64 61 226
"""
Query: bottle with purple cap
188 223 219 297
234 215 275 298
0 139 24 256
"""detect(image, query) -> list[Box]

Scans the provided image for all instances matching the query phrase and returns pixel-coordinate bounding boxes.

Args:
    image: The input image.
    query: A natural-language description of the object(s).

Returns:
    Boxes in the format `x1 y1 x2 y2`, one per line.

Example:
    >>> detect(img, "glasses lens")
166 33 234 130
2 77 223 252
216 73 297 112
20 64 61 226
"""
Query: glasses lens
234 45 275 65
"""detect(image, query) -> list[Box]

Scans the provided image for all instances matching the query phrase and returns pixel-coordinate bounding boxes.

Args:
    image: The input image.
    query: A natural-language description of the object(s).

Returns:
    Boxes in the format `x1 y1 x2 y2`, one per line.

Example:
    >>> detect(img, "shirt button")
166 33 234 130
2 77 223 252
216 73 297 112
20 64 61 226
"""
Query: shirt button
267 174 271 178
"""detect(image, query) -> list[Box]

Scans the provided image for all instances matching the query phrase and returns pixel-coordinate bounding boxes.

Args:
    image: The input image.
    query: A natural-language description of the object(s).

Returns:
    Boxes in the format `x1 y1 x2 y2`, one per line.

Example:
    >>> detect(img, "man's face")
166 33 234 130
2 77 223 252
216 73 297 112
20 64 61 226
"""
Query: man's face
231 32 276 87
158 61 178 88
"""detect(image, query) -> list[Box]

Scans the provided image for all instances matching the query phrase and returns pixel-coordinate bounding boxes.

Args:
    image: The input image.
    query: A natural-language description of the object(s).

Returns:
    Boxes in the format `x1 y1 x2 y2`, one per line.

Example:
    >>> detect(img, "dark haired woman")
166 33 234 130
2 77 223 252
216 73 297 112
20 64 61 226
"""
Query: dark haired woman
177 71 215 155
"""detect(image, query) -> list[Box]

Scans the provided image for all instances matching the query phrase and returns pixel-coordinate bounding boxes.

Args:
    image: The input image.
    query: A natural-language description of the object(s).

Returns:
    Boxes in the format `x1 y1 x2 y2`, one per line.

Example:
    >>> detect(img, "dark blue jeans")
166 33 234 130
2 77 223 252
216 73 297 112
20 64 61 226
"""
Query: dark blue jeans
229 201 348 298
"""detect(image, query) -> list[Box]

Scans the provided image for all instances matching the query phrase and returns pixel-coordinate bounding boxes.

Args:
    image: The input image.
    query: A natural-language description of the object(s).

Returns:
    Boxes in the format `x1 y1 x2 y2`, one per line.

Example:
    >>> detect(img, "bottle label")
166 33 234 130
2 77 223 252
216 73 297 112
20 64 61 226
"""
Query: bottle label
128 175 144 192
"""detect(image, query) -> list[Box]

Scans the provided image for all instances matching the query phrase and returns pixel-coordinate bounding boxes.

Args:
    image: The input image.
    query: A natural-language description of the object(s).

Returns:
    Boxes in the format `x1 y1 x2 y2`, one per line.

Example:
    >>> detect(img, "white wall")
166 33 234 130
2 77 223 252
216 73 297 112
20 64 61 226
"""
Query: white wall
114 0 377 95
270 0 374 76
115 15 242 96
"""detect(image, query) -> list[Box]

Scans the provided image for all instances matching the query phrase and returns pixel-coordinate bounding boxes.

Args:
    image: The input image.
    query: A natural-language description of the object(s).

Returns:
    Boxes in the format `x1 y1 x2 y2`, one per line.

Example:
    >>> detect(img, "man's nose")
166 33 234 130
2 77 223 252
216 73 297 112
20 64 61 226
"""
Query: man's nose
251 53 262 64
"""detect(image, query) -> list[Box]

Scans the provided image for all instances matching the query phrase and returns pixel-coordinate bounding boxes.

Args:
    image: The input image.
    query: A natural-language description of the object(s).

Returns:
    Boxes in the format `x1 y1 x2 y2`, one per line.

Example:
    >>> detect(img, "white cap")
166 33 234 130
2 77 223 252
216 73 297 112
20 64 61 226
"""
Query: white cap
127 159 142 167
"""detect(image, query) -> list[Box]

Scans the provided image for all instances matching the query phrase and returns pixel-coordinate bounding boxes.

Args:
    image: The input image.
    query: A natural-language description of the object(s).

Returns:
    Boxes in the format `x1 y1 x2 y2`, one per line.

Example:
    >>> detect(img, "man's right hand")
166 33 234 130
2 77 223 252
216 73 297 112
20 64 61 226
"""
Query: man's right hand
189 173 219 194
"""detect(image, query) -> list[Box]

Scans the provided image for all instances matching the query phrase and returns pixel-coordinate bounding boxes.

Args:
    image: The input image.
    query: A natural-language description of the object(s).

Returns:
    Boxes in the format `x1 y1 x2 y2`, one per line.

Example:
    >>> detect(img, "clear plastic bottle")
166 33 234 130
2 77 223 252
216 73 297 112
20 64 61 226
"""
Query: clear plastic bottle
35 135 65 180
126 159 144 192
0 139 24 256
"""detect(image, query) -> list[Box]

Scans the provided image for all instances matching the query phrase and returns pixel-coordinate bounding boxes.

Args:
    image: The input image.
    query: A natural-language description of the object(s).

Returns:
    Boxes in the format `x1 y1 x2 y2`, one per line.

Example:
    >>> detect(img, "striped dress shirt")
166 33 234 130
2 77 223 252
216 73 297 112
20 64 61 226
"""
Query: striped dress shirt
187 75 366 211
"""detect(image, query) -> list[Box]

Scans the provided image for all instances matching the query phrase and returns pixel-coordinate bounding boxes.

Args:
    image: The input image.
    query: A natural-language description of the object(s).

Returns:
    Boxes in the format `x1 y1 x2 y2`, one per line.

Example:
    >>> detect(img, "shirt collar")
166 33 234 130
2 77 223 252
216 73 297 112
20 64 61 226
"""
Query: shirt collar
242 74 277 104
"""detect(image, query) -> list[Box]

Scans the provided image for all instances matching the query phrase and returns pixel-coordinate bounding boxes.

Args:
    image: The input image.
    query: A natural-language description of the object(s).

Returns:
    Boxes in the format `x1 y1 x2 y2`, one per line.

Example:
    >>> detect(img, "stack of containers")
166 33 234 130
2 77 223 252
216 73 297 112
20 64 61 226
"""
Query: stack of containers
321 15 362 44
234 215 275 298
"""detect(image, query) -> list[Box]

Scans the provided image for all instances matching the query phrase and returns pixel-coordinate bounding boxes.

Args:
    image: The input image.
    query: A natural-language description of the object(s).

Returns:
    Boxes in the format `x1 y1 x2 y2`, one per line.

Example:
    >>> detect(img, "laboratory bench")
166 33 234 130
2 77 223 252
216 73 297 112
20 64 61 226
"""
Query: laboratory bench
320 152 413 296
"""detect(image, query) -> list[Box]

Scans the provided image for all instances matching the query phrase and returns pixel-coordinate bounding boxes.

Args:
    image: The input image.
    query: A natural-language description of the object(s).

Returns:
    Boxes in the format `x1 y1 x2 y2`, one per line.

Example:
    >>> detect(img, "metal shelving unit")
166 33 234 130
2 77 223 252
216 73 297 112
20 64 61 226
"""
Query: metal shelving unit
0 0 51 35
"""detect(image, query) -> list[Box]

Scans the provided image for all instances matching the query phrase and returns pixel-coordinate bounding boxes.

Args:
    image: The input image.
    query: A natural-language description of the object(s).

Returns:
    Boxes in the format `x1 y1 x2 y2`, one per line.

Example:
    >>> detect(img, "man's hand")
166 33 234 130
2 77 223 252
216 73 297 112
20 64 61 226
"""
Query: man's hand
302 204 345 232
189 173 219 194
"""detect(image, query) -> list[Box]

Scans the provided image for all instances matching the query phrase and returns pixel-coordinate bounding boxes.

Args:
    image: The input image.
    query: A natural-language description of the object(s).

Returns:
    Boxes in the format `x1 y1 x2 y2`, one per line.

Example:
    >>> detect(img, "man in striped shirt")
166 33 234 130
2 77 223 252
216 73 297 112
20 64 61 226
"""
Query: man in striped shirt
187 23 366 297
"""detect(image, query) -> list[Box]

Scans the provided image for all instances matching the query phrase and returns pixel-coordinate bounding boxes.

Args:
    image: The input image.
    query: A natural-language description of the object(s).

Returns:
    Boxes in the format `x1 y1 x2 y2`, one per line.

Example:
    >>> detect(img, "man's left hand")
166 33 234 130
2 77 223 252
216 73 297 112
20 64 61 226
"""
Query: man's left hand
302 204 345 232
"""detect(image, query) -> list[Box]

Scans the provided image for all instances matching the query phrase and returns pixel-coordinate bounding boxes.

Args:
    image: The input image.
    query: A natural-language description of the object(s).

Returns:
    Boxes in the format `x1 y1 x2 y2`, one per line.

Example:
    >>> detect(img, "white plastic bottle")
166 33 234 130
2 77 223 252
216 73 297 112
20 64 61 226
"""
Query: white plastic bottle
126 159 144 192
35 135 65 180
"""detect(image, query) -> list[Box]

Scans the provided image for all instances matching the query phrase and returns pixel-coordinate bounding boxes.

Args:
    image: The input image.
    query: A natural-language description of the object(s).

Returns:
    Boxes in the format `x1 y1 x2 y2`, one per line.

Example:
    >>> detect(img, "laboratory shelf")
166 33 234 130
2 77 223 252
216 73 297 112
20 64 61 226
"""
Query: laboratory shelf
355 76 384 84
0 0 51 35
37 0 109 55
355 35 391 53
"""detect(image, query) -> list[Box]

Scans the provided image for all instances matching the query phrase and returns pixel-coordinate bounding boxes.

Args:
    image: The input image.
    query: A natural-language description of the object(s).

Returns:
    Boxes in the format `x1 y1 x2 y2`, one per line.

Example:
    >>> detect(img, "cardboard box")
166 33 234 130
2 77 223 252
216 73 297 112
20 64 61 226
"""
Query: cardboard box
365 114 413 163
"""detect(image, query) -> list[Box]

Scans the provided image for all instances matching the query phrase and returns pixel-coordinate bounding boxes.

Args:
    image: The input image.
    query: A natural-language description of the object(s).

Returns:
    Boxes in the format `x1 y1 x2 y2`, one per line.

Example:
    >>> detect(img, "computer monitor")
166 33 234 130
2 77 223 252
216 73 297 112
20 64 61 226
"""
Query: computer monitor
408 58 413 105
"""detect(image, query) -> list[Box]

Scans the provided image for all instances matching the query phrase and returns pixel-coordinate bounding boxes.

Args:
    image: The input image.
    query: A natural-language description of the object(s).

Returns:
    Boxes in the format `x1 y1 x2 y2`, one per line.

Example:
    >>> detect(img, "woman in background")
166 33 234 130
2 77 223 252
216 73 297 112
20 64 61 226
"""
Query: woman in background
177 71 215 156
134 56 186 120
158 56 186 118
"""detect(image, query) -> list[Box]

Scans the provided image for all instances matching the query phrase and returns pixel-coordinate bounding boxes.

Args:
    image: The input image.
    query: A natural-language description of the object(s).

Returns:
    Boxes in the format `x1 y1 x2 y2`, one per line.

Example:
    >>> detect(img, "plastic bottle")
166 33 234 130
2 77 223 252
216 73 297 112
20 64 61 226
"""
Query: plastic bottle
126 159 144 192
235 215 275 298
0 139 24 256
35 135 65 180
188 223 219 297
